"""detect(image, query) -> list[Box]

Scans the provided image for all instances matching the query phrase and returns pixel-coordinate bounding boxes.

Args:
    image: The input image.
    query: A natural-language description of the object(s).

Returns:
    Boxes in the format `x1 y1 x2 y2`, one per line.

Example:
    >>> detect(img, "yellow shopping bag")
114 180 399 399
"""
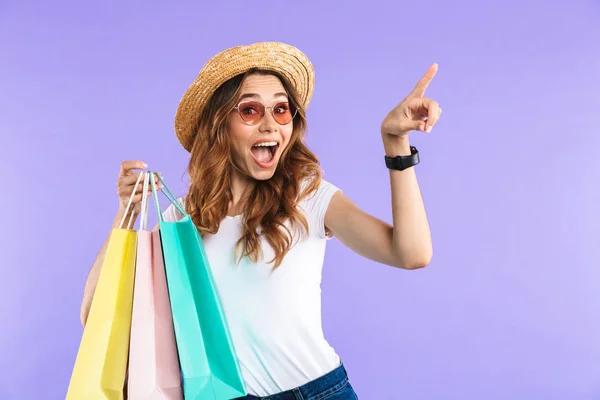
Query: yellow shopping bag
66 173 144 399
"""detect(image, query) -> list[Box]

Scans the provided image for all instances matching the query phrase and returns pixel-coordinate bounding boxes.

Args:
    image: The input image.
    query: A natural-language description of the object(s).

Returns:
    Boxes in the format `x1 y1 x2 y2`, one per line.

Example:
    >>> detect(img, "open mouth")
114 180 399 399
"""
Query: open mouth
250 141 279 166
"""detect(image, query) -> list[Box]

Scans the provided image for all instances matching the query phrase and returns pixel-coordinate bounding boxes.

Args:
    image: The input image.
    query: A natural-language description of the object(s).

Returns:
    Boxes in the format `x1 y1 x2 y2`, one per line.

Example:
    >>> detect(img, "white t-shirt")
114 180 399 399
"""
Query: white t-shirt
162 179 342 396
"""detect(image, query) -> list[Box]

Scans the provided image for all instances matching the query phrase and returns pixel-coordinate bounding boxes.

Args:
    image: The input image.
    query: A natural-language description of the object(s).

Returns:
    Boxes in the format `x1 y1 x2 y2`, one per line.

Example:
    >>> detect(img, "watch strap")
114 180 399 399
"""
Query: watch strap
384 146 420 171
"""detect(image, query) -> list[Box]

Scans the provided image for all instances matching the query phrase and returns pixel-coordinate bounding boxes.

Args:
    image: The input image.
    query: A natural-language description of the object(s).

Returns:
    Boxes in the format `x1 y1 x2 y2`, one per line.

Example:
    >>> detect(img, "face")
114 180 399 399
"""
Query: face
226 74 295 181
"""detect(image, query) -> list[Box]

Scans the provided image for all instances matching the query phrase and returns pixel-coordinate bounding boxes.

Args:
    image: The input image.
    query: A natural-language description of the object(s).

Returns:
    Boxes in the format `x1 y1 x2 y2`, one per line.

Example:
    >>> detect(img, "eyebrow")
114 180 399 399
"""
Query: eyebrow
238 92 289 102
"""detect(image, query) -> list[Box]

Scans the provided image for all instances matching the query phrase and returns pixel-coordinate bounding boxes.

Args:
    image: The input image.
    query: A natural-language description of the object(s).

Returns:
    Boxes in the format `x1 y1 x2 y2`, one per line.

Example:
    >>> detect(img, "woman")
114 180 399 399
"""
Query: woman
81 42 441 399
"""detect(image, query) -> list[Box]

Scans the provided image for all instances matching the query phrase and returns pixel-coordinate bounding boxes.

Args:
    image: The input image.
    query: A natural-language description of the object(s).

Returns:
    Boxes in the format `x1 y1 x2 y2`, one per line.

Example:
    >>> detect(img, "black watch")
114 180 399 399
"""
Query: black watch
384 146 420 171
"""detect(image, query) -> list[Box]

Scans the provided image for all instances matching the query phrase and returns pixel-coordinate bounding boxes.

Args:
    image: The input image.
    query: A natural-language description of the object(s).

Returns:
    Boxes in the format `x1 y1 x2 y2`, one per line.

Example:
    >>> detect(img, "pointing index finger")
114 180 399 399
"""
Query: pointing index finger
411 63 438 97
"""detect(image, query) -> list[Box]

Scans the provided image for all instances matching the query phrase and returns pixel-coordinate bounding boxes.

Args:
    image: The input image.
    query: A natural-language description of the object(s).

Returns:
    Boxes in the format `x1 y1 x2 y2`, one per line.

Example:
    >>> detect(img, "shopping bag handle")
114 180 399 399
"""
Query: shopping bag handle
118 171 145 230
149 172 187 222
139 172 151 231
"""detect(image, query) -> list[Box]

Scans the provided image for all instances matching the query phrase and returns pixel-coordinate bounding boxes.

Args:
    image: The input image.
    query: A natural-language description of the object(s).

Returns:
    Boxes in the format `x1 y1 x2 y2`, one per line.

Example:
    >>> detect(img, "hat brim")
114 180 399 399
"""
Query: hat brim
174 42 315 152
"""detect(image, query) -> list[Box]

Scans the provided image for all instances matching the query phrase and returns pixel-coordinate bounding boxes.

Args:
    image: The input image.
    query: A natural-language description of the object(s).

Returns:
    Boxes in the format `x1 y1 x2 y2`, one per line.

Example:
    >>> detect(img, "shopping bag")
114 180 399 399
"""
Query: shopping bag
66 173 143 399
149 172 246 400
128 172 183 399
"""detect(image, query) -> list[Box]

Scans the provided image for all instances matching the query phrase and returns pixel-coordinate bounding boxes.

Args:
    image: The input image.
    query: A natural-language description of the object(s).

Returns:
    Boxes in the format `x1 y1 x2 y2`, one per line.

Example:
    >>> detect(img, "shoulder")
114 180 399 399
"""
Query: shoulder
162 196 187 222
300 176 341 205
299 177 342 239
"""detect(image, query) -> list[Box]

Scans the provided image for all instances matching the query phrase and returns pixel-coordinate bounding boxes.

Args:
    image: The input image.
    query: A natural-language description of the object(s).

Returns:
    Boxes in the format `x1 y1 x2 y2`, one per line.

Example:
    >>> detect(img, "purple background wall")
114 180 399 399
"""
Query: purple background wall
2 0 599 399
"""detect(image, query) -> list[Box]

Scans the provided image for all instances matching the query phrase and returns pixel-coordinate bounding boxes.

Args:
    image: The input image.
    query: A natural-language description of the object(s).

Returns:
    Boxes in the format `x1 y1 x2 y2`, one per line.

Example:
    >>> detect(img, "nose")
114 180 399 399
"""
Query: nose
258 107 278 132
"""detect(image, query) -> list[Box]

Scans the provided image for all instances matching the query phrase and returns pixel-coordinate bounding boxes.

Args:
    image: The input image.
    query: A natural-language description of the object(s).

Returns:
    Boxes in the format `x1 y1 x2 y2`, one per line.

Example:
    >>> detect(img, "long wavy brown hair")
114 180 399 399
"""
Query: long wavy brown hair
185 69 322 268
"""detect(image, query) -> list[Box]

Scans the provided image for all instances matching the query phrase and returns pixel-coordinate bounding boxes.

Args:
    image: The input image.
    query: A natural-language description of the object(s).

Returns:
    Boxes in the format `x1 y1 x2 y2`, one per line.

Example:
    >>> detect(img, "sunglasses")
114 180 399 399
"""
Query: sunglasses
233 101 298 126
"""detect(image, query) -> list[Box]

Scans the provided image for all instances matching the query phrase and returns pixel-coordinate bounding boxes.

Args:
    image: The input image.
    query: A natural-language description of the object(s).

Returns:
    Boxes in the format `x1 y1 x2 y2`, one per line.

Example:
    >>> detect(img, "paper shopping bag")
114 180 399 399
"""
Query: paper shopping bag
66 173 144 400
150 172 246 400
128 172 183 399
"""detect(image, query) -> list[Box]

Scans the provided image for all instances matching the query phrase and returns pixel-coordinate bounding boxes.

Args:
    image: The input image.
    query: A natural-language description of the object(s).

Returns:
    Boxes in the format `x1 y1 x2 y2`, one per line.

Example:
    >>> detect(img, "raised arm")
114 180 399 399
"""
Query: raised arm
325 64 441 270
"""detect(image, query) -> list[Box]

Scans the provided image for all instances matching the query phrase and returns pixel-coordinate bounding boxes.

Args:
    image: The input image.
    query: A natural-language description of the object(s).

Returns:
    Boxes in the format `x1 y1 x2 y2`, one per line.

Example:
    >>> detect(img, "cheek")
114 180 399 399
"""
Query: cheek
227 121 251 154
281 126 294 147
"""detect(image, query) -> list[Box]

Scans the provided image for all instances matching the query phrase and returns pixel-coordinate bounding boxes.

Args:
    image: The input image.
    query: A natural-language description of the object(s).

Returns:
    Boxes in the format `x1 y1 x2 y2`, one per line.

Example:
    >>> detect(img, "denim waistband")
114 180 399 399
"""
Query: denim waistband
241 362 350 400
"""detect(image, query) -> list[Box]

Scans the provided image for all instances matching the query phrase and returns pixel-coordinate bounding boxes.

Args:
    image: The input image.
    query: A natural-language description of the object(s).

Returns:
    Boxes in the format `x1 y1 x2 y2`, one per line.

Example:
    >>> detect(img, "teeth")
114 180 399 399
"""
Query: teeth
253 141 277 147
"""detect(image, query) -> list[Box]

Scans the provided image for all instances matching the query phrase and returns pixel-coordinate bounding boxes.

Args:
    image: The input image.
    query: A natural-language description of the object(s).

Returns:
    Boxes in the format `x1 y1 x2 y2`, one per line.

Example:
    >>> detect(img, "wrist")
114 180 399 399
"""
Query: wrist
382 134 412 156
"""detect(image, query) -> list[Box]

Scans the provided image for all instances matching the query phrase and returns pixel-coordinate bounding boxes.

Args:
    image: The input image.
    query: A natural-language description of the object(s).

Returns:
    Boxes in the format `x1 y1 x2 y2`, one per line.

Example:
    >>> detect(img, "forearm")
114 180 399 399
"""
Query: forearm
383 134 432 269
80 208 138 326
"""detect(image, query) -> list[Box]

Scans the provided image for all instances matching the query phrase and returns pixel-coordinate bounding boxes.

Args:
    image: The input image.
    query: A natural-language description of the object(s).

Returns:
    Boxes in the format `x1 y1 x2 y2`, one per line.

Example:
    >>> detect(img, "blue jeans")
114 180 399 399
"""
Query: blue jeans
234 363 358 399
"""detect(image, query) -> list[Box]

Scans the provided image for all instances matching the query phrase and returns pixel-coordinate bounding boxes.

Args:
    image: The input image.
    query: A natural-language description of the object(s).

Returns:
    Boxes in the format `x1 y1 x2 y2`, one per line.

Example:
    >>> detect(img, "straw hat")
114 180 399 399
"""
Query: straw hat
174 42 315 152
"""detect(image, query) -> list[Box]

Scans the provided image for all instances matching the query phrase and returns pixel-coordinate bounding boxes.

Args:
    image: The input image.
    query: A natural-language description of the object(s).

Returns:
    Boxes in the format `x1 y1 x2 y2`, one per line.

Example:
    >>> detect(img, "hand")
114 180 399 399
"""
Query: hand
381 63 442 138
116 160 162 216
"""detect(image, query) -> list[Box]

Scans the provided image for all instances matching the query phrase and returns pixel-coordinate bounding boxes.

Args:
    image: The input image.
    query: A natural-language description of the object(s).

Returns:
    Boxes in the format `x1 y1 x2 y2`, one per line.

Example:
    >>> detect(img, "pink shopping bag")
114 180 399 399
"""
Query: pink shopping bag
127 172 183 399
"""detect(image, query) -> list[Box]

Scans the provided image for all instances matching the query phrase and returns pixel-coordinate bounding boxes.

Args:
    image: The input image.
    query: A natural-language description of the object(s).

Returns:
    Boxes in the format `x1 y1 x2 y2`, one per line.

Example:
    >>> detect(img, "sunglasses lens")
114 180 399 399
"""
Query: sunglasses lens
236 101 297 125
272 102 296 125
238 101 265 125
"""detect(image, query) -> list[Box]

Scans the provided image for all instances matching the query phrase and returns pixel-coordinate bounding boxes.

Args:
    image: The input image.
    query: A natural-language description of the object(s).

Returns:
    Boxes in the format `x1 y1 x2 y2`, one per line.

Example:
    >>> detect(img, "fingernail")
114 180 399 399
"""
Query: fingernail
426 126 433 133
142 163 148 168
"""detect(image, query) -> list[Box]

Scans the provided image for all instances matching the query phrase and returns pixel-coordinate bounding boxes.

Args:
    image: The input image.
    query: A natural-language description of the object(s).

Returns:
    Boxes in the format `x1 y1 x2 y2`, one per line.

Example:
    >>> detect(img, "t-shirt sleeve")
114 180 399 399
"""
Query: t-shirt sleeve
302 179 342 239
162 197 186 222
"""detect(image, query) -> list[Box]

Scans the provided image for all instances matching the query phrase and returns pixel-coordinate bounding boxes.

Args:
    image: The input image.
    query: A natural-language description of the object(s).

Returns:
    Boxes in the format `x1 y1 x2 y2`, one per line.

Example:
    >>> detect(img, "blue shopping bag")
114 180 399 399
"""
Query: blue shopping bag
149 172 246 400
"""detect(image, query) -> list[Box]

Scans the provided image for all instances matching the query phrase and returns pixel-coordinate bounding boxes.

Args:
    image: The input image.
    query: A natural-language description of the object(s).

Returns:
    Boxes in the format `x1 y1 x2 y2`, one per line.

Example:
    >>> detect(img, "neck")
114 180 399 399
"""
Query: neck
228 168 255 216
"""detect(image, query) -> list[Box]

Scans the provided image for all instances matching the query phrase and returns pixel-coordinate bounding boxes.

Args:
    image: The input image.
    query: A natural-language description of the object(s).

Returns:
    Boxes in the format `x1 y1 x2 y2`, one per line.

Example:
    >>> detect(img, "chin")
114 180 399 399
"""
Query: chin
249 165 278 181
